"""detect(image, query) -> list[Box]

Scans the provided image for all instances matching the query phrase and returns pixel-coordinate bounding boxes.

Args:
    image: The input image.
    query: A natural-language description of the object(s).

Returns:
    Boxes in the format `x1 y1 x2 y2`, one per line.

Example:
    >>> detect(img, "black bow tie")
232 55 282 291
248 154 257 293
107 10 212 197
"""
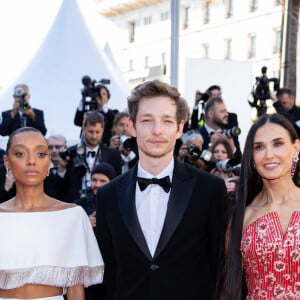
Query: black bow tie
137 176 171 193
87 151 96 158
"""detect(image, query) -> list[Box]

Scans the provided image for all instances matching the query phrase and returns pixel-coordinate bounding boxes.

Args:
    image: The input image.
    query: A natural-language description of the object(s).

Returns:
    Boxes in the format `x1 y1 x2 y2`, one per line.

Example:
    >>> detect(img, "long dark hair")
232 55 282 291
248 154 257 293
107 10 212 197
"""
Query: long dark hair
223 114 300 299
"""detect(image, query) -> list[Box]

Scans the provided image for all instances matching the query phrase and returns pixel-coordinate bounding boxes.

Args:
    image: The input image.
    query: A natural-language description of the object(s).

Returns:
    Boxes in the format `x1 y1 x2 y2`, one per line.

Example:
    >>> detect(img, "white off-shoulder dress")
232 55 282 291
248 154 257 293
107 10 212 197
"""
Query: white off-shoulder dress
0 206 104 299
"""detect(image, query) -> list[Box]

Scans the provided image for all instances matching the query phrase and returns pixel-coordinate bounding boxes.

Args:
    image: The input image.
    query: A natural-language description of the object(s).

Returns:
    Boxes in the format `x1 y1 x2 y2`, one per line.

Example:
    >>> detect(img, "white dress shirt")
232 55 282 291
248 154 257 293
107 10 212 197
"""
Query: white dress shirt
82 145 99 189
135 159 174 257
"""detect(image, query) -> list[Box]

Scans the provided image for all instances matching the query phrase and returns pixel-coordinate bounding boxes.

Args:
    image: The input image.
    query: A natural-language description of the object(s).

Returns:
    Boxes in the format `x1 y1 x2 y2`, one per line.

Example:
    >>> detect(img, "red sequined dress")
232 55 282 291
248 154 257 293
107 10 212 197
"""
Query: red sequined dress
241 211 300 299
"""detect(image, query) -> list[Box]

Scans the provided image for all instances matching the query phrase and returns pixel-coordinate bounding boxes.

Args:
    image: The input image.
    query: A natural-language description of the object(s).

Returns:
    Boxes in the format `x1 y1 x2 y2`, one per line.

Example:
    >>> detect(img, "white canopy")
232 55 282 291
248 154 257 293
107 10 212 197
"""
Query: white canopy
0 0 130 143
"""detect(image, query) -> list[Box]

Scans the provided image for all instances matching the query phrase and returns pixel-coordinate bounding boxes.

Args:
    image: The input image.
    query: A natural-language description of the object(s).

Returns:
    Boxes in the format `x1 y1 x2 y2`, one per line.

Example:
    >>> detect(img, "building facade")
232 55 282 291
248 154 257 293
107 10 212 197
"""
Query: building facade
96 0 298 97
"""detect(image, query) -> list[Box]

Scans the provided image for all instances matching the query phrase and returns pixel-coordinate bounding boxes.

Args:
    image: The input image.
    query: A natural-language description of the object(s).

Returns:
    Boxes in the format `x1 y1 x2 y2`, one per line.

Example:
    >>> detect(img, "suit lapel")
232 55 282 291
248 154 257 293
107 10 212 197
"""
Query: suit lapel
117 166 153 261
153 160 196 260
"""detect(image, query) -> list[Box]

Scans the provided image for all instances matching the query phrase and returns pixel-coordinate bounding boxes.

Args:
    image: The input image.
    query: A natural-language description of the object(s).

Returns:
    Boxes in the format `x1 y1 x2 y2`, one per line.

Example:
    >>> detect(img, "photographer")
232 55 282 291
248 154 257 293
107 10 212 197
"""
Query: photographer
0 84 47 136
74 78 118 145
271 88 300 137
45 134 68 200
198 96 242 163
64 111 121 202
109 112 138 173
209 137 239 203
191 85 239 130
178 130 208 170
74 162 115 226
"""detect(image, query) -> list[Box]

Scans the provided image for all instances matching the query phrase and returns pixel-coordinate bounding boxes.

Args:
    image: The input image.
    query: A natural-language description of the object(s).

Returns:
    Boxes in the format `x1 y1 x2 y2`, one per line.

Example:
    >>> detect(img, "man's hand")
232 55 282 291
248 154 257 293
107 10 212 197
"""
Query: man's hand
22 106 36 120
11 100 20 118
178 144 189 161
89 211 96 228
194 90 202 106
225 177 237 193
57 157 68 173
109 135 120 149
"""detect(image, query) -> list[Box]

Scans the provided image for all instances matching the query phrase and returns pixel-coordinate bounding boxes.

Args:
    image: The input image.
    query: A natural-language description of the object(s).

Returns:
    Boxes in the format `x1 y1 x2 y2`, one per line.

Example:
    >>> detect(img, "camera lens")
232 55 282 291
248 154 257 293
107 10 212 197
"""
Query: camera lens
120 135 134 151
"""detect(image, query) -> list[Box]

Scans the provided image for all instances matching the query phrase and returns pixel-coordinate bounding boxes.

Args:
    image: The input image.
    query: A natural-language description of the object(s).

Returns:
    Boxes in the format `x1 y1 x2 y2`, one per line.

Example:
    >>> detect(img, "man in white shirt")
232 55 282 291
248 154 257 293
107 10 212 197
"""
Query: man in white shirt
64 111 121 202
96 80 228 300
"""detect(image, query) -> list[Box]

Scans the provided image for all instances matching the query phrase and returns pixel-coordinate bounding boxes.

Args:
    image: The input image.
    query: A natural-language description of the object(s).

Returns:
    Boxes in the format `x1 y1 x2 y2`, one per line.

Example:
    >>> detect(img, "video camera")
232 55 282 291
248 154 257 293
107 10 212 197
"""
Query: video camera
81 75 110 112
14 87 29 110
248 66 280 116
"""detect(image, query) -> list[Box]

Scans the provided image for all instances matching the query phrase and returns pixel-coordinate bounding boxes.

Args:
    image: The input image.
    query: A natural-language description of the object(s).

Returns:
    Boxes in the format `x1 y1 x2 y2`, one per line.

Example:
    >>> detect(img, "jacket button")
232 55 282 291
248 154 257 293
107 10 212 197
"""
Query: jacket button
150 264 159 271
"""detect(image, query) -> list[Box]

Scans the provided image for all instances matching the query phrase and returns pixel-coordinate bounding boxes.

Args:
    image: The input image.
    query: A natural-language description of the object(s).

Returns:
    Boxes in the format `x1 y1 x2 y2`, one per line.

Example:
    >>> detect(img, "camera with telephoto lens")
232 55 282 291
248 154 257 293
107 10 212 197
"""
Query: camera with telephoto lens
222 126 241 138
81 75 110 112
119 134 134 151
187 144 214 162
248 66 280 117
215 158 241 175
14 87 29 110
59 137 87 177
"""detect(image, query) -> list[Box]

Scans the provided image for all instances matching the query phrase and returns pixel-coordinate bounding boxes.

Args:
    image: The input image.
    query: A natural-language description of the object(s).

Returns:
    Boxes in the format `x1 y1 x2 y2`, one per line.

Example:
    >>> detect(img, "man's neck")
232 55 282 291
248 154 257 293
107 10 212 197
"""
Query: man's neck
205 120 220 131
138 152 173 176
85 144 99 151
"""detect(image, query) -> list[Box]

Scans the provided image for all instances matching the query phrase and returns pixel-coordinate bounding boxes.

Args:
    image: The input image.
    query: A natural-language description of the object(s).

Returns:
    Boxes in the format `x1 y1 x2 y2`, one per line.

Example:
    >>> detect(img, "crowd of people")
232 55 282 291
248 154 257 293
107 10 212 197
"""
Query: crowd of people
0 79 300 299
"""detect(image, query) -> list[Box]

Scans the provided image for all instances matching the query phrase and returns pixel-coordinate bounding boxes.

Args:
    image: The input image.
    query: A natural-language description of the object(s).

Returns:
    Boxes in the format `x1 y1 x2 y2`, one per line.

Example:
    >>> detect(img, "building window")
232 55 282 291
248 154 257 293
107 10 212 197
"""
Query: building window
248 34 256 58
224 38 232 60
160 11 169 21
129 59 134 71
144 56 149 69
203 2 210 24
273 28 281 54
183 7 190 29
144 16 152 26
249 0 258 12
225 0 233 18
202 43 209 58
128 21 135 43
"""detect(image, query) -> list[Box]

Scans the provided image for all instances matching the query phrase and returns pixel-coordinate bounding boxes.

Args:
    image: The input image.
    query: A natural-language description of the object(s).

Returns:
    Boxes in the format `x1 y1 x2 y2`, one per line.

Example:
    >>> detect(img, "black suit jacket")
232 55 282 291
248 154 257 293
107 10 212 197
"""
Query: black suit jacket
0 108 47 136
96 160 228 300
64 143 122 202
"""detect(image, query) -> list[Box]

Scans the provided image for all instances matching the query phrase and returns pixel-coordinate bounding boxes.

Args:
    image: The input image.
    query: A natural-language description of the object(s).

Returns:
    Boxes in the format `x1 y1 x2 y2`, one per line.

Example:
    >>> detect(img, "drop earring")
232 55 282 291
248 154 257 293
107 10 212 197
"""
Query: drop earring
291 156 299 177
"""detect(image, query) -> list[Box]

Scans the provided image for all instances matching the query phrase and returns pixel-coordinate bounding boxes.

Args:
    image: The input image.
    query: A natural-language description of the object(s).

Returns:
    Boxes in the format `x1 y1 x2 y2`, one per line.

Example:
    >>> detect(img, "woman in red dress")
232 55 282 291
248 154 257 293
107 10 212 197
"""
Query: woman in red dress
224 113 300 299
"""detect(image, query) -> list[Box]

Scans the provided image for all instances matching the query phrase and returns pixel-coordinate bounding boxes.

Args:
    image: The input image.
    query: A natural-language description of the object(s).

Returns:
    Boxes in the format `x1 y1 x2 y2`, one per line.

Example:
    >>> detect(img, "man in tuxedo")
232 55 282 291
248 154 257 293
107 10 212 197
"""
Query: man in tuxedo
96 80 228 300
0 84 47 136
64 111 121 202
